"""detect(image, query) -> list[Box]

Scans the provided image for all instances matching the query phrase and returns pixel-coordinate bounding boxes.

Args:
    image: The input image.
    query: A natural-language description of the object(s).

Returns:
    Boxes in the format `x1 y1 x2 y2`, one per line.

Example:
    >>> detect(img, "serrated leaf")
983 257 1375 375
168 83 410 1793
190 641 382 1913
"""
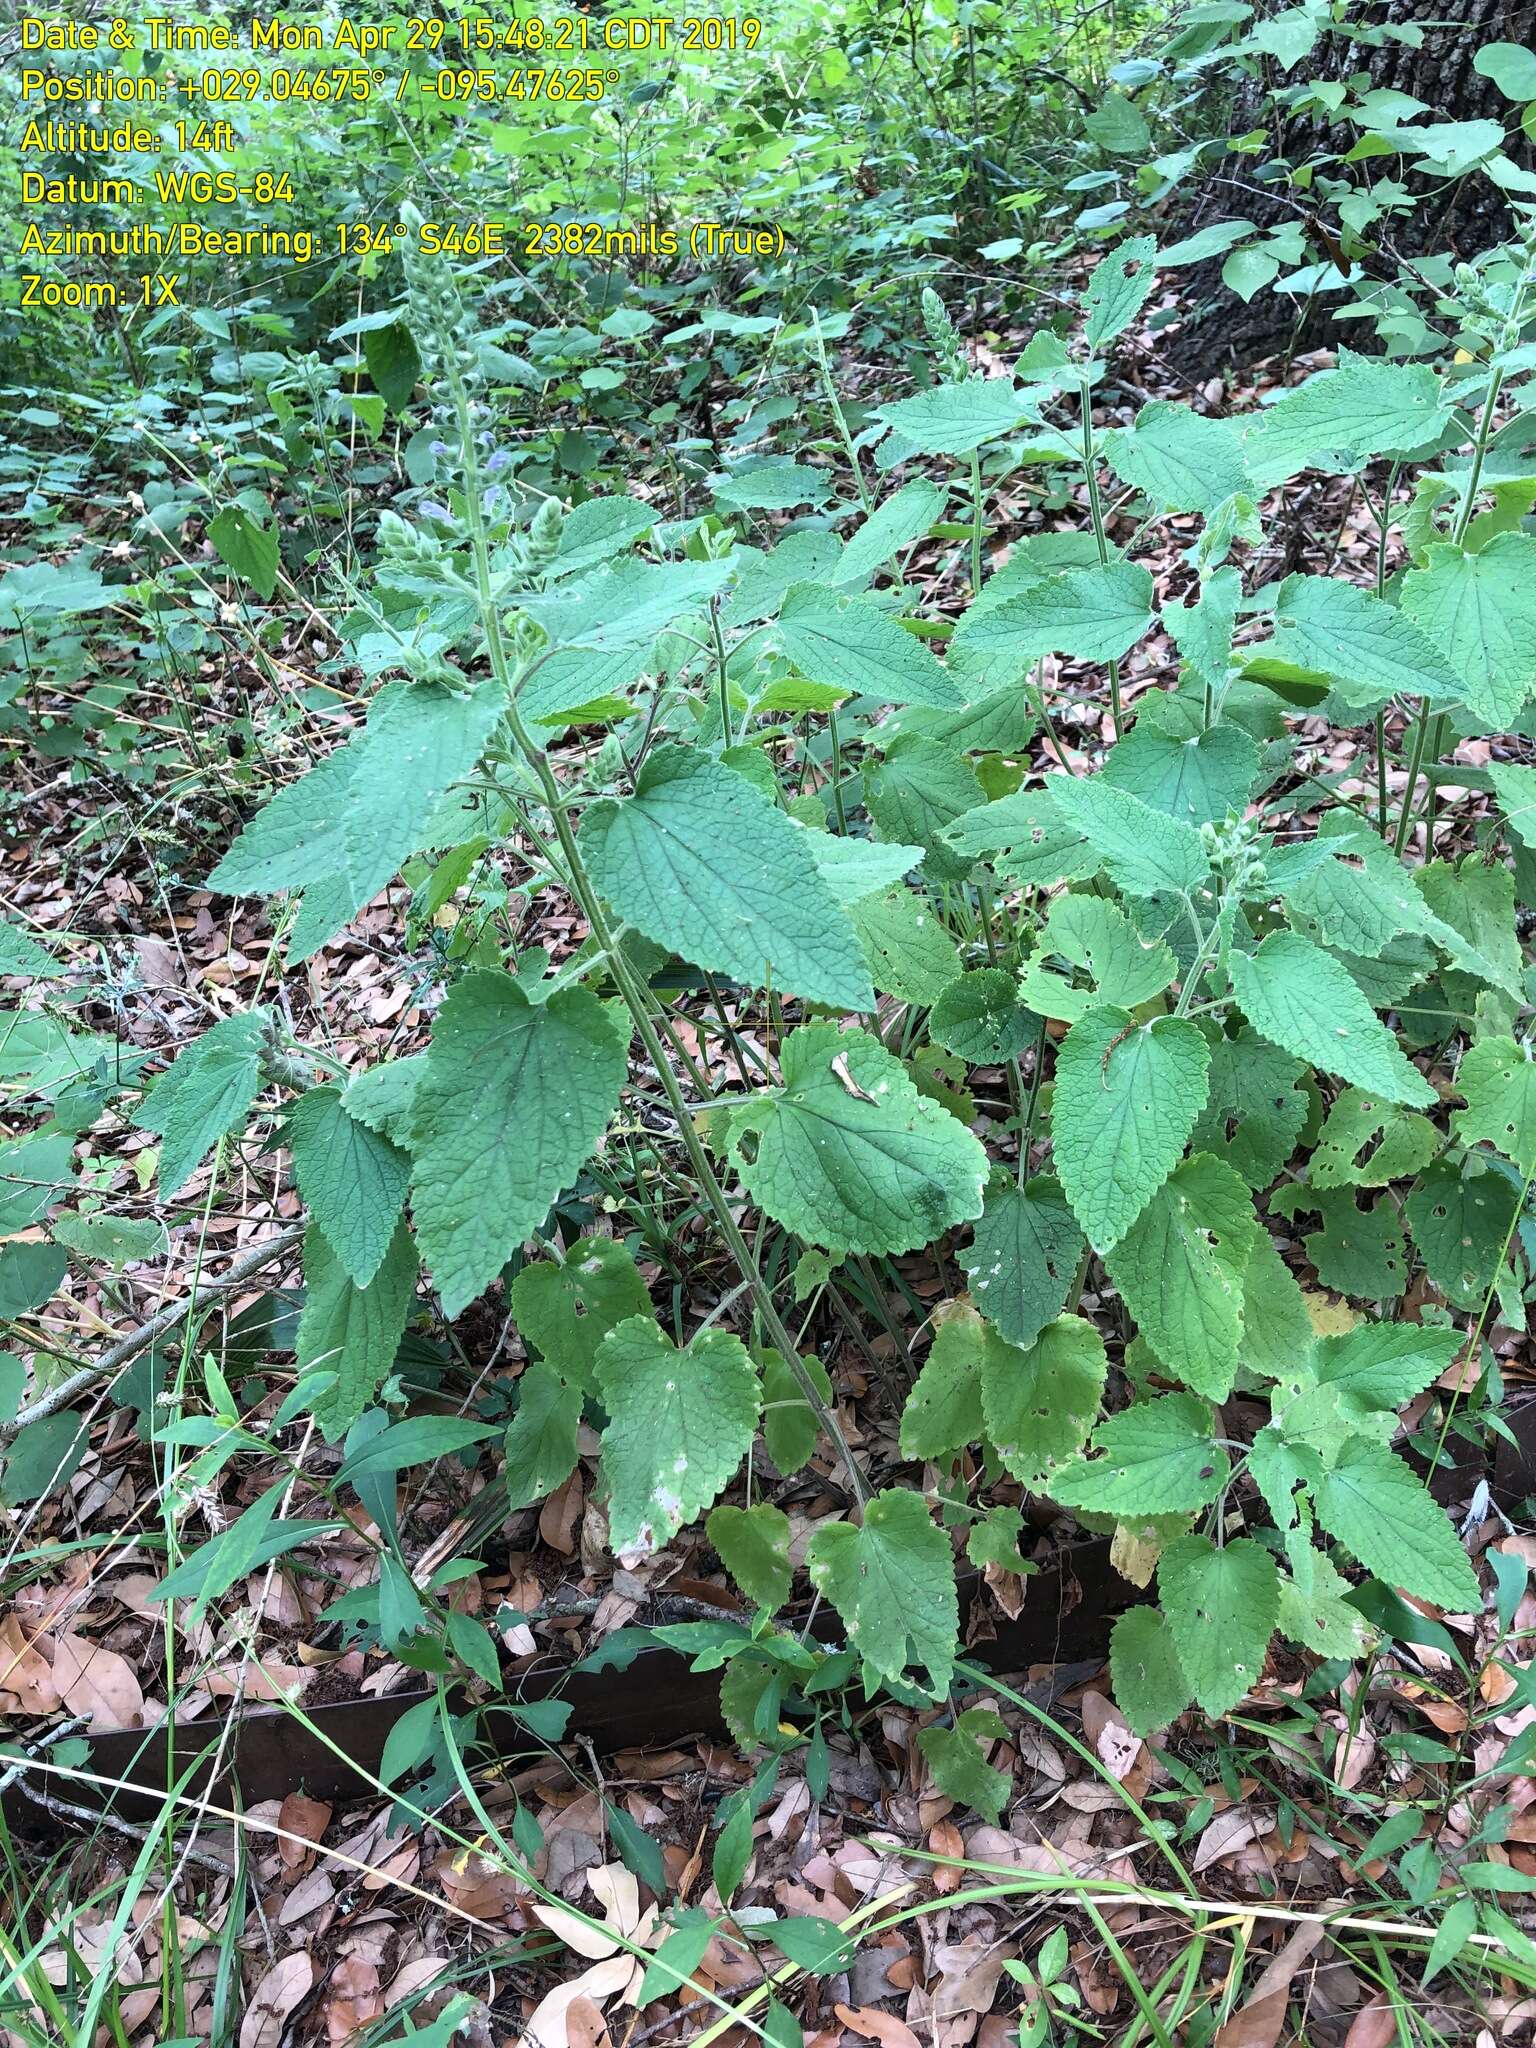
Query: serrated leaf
1277 1537 1374 1660
1050 1392 1228 1516
1311 1318 1462 1426
0 1242 66 1319
406 972 626 1316
210 682 504 960
580 747 872 1009
296 1218 417 1439
863 738 985 873
1020 894 1177 1024
509 1238 651 1395
833 479 948 588
503 1361 582 1511
1110 1607 1193 1735
1188 1025 1309 1189
285 1087 409 1288
1310 1088 1437 1189
1455 1036 1536 1172
1260 576 1464 710
709 1502 793 1610
959 1176 1083 1349
900 1309 986 1459
1102 717 1260 828
1243 351 1452 488
1418 855 1522 997
929 969 1034 1063
1053 1011 1210 1251
807 1489 958 1696
0 1133 73 1232
1048 776 1210 898
948 562 1155 693
728 1023 987 1257
874 379 1037 456
942 787 1095 885
776 584 963 708
979 1312 1108 1490
1405 1157 1519 1310
342 1056 426 1145
1401 534 1536 727
1104 1152 1256 1398
850 885 962 1004
1158 1535 1279 1716
1084 234 1158 351
1101 402 1250 515
1490 761 1536 852
1230 932 1434 1107
0 923 61 978
138 1010 270 1193
917 1709 1011 1824
1312 1440 1480 1611
595 1317 760 1558
802 832 924 905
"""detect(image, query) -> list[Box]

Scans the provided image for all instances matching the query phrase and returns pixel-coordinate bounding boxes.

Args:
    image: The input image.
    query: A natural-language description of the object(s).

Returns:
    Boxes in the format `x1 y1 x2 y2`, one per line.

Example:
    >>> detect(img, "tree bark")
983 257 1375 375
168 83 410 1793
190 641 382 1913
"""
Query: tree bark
1165 0 1536 370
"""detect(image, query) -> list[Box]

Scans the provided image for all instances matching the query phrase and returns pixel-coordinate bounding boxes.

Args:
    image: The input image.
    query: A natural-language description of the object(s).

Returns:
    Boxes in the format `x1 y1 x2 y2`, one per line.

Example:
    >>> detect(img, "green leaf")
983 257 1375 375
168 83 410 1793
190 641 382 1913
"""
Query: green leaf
1104 1153 1257 1399
1048 776 1210 897
581 747 872 1009
807 1489 958 1697
1020 894 1176 1024
210 682 503 959
917 1708 1011 1824
802 832 924 905
1110 1608 1193 1735
899 1308 986 1459
0 1133 73 1232
139 1010 270 1193
208 504 279 600
639 1915 719 2006
1100 402 1250 515
850 886 963 1004
708 1502 793 1609
342 1056 426 1145
296 1219 418 1439
1102 717 1261 829
509 1238 651 1395
50 1211 163 1271
1312 1440 1481 1611
0 922 61 978
776 585 963 708
1242 351 1452 488
1418 856 1522 997
1230 932 1434 1107
1475 39 1536 100
285 1087 409 1288
1084 234 1158 351
503 1361 582 1510
863 738 985 870
959 1176 1083 1350
362 321 422 413
0 1242 65 1319
833 479 948 588
1310 1088 1437 1190
1052 1011 1210 1251
1189 1026 1309 1189
728 1023 987 1257
929 969 1035 1063
979 1312 1108 1490
1402 535 1536 727
1454 1036 1536 1172
874 379 1037 456
595 1317 760 1557
948 562 1155 692
1158 1535 1279 1716
1276 1538 1373 1660
1312 1320 1461 1427
1405 1157 1519 1310
943 786 1095 882
1050 1392 1229 1516
406 971 627 1316
762 1916 858 1976
1260 575 1464 711
761 1347 834 1476
1490 761 1536 854
1273 1184 1407 1303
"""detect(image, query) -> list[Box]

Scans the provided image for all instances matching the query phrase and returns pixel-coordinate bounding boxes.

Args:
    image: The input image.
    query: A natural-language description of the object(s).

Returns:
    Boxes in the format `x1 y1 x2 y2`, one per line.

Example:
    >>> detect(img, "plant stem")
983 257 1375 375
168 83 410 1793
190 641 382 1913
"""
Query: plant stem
1080 391 1123 739
968 450 984 597
810 308 871 513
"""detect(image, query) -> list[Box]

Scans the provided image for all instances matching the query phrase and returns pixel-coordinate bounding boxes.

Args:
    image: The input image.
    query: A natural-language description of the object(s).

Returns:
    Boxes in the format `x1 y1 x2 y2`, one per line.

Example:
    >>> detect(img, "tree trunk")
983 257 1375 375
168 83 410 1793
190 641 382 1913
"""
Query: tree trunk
1165 0 1536 370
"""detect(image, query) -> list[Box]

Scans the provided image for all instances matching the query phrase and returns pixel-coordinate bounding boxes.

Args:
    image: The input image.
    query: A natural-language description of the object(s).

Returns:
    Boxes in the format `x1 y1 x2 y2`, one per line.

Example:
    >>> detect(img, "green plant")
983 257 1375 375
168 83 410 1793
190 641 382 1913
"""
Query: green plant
8 174 1536 1818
